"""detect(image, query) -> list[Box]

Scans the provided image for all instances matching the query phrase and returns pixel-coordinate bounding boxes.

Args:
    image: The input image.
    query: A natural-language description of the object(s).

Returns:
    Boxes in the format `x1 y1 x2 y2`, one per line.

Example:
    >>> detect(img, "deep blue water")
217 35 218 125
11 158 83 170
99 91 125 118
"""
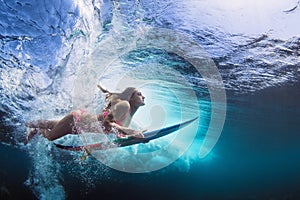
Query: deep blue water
1 0 300 199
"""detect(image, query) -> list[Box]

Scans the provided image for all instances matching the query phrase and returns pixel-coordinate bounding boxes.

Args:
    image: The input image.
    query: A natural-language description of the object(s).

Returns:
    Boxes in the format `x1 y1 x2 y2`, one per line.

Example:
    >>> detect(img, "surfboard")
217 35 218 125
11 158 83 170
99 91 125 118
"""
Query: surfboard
54 116 198 151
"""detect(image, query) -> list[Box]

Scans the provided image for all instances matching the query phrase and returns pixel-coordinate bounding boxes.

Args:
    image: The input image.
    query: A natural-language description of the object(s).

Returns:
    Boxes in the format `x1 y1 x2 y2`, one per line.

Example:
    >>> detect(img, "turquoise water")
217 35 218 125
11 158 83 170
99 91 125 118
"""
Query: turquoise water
1 0 300 199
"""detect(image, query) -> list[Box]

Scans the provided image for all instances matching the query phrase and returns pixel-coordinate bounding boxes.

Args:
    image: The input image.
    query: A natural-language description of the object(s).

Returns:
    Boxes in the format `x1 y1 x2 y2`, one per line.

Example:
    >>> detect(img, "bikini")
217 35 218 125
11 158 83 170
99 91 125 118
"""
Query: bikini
71 109 87 134
102 109 130 126
72 109 87 123
72 108 130 137
101 109 131 138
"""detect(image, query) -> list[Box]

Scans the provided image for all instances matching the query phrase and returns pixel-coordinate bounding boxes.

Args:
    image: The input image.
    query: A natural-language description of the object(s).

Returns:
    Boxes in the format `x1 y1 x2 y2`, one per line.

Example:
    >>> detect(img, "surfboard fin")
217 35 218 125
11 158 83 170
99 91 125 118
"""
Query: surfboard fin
80 148 92 161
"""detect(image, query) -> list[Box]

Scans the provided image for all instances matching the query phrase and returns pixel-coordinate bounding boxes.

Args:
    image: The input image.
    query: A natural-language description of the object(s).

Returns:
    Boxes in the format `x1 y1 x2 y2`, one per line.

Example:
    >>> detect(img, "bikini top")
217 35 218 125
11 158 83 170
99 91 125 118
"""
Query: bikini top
102 109 131 126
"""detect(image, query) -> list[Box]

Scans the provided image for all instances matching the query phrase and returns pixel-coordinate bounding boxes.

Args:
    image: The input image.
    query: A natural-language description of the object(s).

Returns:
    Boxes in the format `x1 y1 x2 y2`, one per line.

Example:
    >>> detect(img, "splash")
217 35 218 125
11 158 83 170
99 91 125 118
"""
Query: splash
24 138 65 200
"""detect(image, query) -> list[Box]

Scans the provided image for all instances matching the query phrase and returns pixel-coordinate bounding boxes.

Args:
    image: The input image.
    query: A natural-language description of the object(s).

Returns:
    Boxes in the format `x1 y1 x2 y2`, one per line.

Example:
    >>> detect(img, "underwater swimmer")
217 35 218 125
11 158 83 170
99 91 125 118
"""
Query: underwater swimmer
25 85 146 143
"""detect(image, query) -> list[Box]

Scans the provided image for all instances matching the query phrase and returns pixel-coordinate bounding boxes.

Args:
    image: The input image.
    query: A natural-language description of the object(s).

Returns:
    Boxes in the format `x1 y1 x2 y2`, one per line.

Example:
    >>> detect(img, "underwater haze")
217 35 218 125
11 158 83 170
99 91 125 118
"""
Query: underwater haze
1 0 300 199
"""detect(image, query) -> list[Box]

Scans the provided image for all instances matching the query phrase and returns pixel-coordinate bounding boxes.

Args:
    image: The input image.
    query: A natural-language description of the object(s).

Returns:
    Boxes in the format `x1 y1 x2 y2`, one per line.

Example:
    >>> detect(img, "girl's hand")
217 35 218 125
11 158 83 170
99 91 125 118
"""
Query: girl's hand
110 122 121 129
111 122 146 138
132 130 147 139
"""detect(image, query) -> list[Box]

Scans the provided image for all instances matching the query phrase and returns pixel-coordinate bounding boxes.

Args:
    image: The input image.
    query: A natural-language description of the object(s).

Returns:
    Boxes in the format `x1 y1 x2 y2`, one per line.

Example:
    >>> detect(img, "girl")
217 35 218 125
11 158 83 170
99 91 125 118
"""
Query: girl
25 85 146 142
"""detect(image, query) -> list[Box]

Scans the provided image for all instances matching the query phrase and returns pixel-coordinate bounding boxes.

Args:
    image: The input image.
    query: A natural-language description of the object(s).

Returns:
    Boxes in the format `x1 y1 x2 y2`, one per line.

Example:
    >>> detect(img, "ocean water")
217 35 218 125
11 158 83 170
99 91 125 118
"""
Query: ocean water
1 0 300 199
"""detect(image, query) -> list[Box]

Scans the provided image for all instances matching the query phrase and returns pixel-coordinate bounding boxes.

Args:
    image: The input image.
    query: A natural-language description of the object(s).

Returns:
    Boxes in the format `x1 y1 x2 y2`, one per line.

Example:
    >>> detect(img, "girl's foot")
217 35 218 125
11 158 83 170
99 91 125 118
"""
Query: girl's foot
25 121 38 128
24 128 39 145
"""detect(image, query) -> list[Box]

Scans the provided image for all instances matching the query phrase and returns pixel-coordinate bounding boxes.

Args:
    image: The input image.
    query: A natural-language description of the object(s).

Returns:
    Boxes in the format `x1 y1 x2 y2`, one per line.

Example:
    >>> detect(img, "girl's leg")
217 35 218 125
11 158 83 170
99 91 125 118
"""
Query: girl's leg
39 114 76 141
26 120 59 129
25 120 59 144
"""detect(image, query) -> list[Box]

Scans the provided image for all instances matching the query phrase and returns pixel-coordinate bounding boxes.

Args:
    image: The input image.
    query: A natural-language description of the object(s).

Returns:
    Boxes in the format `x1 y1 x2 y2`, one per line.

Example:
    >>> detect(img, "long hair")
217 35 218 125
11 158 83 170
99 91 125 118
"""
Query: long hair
97 84 137 109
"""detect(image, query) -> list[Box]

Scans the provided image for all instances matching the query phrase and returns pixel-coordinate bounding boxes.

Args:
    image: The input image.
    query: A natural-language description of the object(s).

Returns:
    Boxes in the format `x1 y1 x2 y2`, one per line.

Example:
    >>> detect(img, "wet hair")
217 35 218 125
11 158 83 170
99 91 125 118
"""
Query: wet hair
98 84 137 109
109 87 137 105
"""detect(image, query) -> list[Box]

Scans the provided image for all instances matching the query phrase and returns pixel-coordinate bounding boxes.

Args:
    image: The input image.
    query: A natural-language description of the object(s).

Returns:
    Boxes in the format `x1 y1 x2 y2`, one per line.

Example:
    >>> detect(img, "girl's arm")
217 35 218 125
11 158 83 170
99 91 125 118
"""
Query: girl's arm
110 122 145 138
